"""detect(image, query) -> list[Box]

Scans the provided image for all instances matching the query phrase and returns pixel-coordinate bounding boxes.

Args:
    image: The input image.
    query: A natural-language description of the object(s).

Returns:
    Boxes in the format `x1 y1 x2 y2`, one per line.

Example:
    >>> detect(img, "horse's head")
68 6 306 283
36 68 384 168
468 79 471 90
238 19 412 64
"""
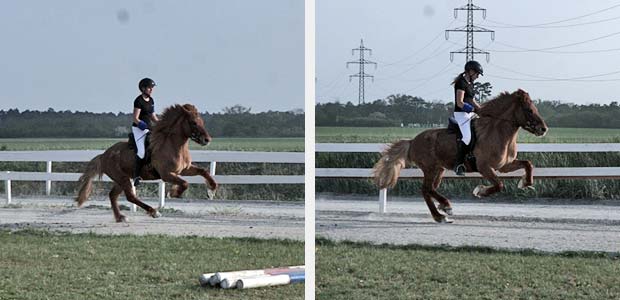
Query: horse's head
181 104 212 146
513 89 548 137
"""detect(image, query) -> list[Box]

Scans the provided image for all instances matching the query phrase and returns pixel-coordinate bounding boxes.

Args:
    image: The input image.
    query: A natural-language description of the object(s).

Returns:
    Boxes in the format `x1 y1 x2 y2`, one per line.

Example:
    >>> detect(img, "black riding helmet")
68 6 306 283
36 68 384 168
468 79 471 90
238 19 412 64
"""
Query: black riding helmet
138 78 156 91
464 61 483 76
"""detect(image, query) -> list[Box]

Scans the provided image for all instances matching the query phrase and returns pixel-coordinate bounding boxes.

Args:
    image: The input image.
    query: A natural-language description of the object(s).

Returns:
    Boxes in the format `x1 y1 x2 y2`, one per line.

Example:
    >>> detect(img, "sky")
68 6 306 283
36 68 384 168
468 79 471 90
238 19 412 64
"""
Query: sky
0 0 304 113
317 0 620 105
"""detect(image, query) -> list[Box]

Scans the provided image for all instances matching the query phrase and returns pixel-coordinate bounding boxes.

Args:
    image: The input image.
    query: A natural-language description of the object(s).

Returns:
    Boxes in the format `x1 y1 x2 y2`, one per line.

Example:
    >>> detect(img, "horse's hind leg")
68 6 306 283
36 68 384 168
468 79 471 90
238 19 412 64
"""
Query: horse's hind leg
421 169 452 223
429 169 453 215
109 183 126 222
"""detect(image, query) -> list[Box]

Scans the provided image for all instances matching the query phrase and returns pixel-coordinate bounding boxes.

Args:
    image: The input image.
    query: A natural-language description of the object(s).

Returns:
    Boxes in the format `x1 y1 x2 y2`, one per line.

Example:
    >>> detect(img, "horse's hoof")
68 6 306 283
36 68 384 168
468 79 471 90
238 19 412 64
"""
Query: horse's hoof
207 189 216 200
150 210 162 218
473 185 484 198
116 215 127 223
209 182 218 191
518 179 536 190
434 216 454 224
438 204 453 216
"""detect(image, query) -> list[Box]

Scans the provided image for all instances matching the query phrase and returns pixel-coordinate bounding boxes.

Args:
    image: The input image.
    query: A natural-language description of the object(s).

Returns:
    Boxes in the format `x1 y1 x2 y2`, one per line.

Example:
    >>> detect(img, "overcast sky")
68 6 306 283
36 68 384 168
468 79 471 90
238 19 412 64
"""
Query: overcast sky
0 0 303 113
317 0 620 105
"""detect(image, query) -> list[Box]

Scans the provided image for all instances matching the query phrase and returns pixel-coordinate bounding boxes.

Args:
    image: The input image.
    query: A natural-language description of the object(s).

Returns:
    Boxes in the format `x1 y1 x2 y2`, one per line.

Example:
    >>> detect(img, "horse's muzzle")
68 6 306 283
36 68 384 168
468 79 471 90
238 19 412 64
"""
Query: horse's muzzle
535 125 548 137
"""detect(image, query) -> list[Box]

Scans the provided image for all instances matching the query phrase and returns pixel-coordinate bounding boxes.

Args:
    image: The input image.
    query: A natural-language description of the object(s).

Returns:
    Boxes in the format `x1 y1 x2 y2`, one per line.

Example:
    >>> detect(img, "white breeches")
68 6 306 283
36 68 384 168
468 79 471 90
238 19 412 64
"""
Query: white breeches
132 126 150 159
453 111 474 145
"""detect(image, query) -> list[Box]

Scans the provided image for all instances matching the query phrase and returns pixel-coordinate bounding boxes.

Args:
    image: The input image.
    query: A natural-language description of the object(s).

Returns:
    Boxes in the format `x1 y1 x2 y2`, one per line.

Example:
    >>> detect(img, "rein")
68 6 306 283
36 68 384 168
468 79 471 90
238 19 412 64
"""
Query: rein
476 113 520 128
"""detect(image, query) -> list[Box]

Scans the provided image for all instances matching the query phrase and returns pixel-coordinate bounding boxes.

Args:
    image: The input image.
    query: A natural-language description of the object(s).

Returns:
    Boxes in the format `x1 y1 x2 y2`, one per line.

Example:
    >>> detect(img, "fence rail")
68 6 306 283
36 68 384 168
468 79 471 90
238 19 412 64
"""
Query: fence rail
0 150 304 207
316 143 620 213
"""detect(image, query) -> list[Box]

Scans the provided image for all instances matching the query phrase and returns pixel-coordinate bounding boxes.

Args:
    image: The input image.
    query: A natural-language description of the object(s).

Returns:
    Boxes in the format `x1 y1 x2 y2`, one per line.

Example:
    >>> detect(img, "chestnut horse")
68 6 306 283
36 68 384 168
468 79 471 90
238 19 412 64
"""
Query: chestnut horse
75 104 218 222
373 89 548 223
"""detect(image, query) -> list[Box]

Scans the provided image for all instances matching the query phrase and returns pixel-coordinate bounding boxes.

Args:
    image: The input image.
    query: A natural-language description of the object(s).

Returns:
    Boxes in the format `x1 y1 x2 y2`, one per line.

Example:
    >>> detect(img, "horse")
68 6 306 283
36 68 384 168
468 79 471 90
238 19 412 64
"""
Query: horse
75 103 218 222
373 89 548 223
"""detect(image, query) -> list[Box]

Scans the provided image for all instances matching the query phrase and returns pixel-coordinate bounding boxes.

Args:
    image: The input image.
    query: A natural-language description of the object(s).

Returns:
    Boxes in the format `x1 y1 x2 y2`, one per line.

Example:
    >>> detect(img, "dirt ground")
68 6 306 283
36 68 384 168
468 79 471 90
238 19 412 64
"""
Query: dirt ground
317 195 620 253
0 197 304 240
2 195 619 253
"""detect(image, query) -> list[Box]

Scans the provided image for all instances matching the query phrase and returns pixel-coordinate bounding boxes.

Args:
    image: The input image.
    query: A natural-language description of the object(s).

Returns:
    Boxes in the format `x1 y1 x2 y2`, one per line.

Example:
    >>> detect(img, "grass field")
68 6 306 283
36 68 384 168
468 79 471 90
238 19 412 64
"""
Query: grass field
316 239 620 300
0 230 303 300
317 126 620 143
0 137 304 152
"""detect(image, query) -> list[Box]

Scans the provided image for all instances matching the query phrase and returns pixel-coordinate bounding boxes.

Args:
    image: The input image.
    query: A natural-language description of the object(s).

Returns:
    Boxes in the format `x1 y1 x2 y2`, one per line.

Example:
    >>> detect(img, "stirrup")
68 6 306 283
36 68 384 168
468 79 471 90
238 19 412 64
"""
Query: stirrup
454 164 466 176
132 177 142 187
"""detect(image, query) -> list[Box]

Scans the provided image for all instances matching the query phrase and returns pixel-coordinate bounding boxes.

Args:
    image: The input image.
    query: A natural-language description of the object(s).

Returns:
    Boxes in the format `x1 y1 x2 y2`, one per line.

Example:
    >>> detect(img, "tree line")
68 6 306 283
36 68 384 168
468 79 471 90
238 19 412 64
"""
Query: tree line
0 106 304 138
317 94 620 128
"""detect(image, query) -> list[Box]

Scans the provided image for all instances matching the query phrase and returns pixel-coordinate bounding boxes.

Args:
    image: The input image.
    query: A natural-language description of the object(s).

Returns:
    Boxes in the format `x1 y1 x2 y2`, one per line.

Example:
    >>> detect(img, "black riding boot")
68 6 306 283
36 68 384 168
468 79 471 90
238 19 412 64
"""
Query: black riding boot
133 155 144 186
454 140 468 176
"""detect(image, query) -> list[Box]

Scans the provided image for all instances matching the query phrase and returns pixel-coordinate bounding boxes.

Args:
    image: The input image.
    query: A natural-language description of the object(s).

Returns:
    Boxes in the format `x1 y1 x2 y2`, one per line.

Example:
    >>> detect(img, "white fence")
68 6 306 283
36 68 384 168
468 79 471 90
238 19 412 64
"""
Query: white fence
316 143 620 213
0 150 304 208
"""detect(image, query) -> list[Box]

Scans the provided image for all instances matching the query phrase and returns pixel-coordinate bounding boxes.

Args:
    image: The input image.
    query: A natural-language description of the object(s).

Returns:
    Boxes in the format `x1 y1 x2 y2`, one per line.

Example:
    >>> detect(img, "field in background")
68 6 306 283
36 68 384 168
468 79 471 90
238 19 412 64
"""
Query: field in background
0 230 303 300
316 239 620 300
0 137 304 152
317 127 620 143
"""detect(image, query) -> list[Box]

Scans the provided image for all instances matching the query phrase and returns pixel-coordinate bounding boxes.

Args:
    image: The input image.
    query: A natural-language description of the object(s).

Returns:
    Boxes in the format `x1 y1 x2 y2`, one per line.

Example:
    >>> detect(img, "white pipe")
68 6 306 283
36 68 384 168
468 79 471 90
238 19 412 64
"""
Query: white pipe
237 274 291 289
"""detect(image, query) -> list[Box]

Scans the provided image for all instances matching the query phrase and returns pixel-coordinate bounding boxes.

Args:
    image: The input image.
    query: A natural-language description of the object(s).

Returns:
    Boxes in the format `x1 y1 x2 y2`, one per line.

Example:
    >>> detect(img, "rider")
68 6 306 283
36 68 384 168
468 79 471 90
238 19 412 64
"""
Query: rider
132 77 159 186
452 60 483 175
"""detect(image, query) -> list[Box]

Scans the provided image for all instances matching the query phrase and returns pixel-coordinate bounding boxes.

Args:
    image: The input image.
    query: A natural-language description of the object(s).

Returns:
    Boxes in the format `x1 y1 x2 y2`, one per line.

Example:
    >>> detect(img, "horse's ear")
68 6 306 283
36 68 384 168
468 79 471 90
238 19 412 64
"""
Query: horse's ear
181 104 197 118
515 89 530 102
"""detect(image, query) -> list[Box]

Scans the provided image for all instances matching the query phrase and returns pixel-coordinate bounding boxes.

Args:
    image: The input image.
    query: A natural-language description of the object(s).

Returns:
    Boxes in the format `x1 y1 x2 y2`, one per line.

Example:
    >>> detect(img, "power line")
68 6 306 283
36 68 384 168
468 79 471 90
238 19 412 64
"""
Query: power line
489 41 620 54
483 15 620 29
483 30 620 53
484 3 620 28
346 39 377 104
488 62 620 82
445 0 495 62
375 42 454 81
401 61 459 94
375 19 457 67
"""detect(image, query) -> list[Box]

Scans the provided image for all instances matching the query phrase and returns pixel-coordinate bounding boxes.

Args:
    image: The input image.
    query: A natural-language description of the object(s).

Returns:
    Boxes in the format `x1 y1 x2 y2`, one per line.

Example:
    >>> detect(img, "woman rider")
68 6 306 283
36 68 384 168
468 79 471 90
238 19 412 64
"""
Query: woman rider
452 61 483 175
132 77 159 186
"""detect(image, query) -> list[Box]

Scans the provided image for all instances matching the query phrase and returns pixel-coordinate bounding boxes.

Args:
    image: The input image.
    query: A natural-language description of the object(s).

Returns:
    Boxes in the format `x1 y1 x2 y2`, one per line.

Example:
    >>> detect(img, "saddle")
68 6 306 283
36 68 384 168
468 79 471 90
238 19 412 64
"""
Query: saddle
447 117 478 172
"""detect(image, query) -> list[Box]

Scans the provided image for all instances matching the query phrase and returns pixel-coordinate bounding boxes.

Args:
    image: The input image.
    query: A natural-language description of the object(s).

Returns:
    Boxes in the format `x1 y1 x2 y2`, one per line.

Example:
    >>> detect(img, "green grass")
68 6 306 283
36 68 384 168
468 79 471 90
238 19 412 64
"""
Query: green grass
317 126 620 143
316 239 620 300
0 230 303 300
0 137 304 152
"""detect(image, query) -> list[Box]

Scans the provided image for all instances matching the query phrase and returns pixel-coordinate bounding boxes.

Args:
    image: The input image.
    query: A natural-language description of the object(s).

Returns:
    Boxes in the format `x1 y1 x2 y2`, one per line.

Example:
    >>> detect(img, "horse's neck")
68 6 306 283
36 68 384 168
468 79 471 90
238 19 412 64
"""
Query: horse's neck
151 131 189 152
475 117 520 148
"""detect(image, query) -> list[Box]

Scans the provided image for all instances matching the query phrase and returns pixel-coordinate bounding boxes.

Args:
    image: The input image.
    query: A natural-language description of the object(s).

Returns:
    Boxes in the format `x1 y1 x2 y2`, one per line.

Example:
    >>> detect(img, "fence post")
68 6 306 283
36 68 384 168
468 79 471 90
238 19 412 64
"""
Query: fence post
131 185 137 212
379 188 387 213
209 161 217 177
5 172 11 204
159 180 165 208
46 161 52 196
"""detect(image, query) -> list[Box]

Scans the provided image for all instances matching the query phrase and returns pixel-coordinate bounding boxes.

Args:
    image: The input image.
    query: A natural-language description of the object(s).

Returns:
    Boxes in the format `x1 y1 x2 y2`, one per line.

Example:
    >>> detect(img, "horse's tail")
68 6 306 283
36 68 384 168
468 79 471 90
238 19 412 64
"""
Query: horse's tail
75 154 104 207
373 140 412 189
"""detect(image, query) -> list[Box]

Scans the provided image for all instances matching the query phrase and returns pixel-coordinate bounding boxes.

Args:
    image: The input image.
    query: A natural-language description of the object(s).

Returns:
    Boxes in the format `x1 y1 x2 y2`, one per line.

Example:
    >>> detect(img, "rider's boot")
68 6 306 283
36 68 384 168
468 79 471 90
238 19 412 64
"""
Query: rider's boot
133 155 144 186
454 140 468 176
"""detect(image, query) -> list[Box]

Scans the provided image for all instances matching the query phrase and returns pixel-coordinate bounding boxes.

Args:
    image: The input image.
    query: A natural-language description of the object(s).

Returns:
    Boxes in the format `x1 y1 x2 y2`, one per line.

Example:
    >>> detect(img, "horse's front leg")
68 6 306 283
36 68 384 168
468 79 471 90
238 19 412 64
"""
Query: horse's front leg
160 172 189 198
473 166 504 198
498 160 534 190
180 164 218 191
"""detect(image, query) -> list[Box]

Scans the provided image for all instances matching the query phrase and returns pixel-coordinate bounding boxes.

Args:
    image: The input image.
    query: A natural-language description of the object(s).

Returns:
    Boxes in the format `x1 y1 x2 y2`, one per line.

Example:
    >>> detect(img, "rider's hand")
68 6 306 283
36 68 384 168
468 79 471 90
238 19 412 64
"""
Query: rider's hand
137 120 148 130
